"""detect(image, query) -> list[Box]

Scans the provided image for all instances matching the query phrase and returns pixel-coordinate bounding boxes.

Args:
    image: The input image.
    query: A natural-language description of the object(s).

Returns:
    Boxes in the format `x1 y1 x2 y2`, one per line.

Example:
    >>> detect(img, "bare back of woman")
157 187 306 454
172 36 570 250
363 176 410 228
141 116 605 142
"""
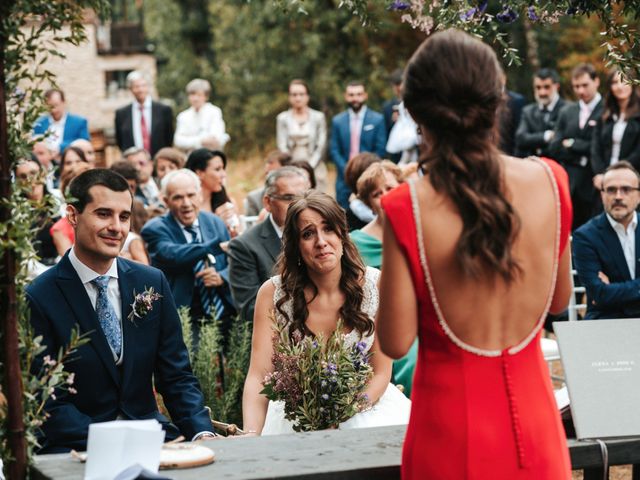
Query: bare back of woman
415 155 562 352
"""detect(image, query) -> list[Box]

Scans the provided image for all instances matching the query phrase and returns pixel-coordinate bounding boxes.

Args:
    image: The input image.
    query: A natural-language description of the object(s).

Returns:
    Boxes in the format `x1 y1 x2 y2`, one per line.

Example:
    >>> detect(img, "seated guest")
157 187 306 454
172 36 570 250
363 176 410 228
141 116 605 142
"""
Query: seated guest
15 157 59 266
50 162 92 257
110 161 150 265
70 138 96 166
60 146 89 180
350 161 417 397
154 147 185 182
573 161 640 319
289 160 317 190
228 167 309 323
27 169 214 453
174 78 230 152
123 147 164 210
141 169 236 342
32 140 59 191
244 150 292 217
186 148 241 237
33 88 90 153
344 152 381 231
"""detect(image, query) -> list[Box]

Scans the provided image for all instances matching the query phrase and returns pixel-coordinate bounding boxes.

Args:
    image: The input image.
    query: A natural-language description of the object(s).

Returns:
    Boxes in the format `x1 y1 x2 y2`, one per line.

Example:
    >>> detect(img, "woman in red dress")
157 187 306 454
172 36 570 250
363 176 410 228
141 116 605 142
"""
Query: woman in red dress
377 30 573 479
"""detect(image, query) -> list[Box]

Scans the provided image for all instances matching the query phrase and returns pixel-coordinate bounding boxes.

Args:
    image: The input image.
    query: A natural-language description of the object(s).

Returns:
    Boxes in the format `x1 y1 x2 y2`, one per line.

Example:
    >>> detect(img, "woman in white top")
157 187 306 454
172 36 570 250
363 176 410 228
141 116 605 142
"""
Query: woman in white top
174 78 230 152
592 70 640 189
276 80 328 191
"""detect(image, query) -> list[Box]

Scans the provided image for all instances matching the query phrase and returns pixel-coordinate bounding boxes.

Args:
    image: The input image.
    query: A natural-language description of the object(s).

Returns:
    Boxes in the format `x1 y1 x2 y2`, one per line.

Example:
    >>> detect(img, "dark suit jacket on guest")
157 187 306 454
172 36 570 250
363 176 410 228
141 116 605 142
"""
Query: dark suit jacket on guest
115 101 174 156
33 113 90 152
591 112 640 174
329 108 387 208
227 217 281 323
26 255 213 453
499 90 526 156
515 98 566 158
141 211 232 310
573 213 640 319
550 99 604 229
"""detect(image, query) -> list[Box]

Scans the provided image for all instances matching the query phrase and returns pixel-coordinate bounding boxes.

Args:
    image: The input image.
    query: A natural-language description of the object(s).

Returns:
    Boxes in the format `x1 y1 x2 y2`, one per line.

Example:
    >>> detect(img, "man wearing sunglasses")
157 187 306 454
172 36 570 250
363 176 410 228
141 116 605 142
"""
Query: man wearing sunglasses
573 161 640 319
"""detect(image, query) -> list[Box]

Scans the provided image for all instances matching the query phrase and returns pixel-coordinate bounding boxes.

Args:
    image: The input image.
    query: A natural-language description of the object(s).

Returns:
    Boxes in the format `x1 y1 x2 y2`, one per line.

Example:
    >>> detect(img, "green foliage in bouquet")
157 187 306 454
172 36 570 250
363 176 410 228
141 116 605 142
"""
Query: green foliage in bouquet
261 317 373 432
178 307 251 427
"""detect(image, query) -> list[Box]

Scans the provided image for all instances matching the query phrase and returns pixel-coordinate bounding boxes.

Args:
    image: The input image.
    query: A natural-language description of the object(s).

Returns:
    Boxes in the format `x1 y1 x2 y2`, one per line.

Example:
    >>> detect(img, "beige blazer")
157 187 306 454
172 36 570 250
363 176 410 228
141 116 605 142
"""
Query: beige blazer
276 108 327 168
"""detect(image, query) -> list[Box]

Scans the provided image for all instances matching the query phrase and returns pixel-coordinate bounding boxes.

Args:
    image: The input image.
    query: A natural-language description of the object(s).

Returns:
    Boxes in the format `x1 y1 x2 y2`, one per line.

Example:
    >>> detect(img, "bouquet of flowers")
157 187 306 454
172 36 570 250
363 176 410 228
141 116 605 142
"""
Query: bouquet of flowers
261 315 373 432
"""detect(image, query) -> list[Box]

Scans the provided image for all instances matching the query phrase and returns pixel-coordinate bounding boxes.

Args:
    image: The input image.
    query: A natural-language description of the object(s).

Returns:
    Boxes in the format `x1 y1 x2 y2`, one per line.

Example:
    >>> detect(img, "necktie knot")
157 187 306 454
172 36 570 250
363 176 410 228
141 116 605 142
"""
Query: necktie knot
92 275 110 291
185 225 199 243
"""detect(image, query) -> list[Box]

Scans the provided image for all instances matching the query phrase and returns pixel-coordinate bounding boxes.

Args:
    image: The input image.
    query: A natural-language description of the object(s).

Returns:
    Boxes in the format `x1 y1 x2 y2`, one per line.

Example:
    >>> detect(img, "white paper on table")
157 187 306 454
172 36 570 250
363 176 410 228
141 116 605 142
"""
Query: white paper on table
555 386 570 411
84 420 166 480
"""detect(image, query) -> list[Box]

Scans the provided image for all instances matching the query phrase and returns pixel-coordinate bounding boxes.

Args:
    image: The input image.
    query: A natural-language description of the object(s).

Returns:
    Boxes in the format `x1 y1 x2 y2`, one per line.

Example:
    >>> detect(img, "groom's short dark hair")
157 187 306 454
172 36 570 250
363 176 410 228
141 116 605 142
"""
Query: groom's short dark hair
68 168 132 212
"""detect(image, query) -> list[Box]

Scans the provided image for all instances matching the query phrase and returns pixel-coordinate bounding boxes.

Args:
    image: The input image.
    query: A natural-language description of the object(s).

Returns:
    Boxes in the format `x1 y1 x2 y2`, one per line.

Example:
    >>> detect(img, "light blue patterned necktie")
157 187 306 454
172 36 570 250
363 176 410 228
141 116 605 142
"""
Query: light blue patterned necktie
91 275 122 358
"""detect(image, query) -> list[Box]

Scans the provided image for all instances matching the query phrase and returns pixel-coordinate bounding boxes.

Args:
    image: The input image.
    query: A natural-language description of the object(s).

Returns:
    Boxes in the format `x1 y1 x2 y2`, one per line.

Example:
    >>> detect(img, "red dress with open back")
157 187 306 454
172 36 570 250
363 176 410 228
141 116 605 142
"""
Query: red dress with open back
381 158 572 480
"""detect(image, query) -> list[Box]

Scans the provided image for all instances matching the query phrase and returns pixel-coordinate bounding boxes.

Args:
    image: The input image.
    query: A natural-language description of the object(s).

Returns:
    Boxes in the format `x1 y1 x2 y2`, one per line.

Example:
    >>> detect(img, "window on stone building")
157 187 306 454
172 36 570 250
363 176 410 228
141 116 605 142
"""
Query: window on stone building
106 70 133 99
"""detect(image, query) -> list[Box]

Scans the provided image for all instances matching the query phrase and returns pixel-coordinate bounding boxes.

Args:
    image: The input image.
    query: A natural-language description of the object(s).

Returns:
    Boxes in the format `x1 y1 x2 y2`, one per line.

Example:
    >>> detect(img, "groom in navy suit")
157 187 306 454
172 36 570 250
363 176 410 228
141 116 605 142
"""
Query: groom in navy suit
27 169 214 453
329 81 387 208
573 161 640 319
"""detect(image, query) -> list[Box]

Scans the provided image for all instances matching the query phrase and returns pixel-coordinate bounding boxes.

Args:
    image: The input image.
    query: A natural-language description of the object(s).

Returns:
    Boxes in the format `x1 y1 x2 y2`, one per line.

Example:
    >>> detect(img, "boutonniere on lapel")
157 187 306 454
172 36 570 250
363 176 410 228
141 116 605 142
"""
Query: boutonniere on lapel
128 287 162 325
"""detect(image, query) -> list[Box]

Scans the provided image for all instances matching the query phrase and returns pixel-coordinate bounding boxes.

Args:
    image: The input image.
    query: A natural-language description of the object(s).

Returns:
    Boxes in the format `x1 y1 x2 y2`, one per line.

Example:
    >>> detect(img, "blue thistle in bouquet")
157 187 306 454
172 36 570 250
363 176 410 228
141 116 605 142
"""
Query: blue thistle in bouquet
261 314 373 431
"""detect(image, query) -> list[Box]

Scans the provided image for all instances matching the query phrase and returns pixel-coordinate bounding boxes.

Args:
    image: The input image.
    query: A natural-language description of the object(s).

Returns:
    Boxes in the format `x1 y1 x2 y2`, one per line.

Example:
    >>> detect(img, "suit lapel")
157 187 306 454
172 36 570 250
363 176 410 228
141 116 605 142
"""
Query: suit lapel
55 255 120 387
166 213 188 243
261 219 282 262
598 214 632 280
118 259 137 389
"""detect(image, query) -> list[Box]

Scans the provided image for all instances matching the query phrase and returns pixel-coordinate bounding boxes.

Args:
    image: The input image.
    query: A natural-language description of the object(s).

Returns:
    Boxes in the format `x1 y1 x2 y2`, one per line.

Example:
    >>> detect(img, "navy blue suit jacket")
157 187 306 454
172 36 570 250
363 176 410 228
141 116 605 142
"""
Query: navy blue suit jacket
573 212 640 319
26 255 213 453
33 114 90 152
141 211 232 309
329 108 387 208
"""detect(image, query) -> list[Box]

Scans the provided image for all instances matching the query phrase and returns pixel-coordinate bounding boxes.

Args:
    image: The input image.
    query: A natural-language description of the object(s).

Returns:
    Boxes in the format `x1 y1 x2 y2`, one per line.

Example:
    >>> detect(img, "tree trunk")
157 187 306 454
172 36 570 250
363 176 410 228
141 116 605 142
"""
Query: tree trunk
523 17 540 73
0 0 28 477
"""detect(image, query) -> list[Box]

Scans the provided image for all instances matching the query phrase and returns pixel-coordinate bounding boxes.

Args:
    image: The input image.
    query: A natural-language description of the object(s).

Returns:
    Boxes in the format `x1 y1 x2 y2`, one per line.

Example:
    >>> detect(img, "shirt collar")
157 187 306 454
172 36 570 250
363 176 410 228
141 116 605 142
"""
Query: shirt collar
349 106 367 119
539 93 560 112
50 113 67 125
579 93 602 113
136 96 152 109
606 211 637 233
176 217 200 230
68 247 119 285
269 214 283 239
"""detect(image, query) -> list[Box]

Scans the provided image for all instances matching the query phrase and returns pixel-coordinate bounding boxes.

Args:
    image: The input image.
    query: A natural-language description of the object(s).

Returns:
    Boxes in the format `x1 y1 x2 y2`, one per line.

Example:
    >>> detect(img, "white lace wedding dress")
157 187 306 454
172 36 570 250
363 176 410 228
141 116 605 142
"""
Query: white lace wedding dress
261 266 411 435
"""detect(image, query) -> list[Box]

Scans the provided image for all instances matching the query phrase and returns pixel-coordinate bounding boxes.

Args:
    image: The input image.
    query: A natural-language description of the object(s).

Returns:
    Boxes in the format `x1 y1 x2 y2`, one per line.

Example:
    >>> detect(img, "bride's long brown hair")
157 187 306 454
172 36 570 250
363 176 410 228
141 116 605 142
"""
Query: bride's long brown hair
275 191 374 339
403 29 521 283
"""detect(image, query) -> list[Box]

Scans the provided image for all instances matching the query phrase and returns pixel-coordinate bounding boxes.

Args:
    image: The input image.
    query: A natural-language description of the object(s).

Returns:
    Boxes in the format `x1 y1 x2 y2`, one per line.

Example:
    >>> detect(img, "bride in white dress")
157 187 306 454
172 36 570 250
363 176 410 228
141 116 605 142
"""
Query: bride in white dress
242 191 410 436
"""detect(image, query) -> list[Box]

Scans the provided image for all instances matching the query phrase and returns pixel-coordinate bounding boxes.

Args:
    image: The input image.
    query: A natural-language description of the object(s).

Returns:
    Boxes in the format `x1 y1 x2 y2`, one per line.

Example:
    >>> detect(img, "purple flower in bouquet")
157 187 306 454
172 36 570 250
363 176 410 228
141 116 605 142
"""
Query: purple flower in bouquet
127 287 162 325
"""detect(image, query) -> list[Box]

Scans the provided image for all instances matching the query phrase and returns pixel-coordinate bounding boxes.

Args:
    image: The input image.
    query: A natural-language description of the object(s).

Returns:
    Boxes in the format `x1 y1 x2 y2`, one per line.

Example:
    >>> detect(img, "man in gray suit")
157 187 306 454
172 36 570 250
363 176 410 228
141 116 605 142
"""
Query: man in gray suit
228 167 309 322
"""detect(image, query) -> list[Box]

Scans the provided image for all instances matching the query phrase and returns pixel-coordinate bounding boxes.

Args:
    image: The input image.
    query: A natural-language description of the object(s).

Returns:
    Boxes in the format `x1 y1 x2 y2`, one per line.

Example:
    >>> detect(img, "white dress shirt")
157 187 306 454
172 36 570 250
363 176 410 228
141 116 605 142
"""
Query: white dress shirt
607 211 637 278
610 115 628 165
68 247 123 364
174 102 230 150
48 113 67 151
348 106 367 136
131 96 153 150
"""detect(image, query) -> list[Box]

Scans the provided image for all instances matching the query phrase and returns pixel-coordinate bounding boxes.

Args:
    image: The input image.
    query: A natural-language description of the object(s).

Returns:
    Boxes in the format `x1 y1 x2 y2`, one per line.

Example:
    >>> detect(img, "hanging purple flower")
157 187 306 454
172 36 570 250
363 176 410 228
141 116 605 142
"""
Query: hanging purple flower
460 7 478 21
496 6 519 23
388 0 410 11
527 6 539 21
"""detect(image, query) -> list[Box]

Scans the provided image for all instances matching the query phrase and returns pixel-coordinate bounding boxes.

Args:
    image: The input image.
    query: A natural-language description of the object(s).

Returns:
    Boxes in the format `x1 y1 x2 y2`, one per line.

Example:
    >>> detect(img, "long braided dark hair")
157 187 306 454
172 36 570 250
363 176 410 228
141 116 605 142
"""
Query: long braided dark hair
403 29 522 283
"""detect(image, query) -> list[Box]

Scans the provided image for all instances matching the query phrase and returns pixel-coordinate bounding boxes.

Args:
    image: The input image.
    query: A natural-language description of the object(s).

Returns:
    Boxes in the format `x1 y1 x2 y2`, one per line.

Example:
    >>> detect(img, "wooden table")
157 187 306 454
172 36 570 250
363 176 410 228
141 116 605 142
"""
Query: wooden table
31 425 640 479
